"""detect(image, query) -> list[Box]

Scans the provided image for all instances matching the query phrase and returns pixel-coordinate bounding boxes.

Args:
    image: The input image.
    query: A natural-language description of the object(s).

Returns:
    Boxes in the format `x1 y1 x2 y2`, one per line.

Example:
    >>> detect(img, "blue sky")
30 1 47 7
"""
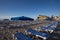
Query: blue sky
0 0 60 19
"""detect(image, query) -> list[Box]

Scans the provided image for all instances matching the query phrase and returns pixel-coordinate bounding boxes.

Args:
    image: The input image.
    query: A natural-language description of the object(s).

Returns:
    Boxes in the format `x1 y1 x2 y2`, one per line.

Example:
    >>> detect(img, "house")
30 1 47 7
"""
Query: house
13 32 32 40
25 28 50 40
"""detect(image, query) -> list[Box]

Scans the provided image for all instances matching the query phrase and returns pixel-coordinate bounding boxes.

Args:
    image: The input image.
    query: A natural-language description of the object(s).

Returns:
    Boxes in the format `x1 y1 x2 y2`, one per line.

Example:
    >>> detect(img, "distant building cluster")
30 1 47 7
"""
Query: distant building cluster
36 15 60 21
0 15 60 21
36 15 51 20
54 15 60 21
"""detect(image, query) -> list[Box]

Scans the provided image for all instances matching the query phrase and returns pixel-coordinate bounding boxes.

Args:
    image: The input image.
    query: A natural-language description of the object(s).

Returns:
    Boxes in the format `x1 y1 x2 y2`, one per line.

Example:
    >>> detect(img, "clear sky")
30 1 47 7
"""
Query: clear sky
0 0 60 19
